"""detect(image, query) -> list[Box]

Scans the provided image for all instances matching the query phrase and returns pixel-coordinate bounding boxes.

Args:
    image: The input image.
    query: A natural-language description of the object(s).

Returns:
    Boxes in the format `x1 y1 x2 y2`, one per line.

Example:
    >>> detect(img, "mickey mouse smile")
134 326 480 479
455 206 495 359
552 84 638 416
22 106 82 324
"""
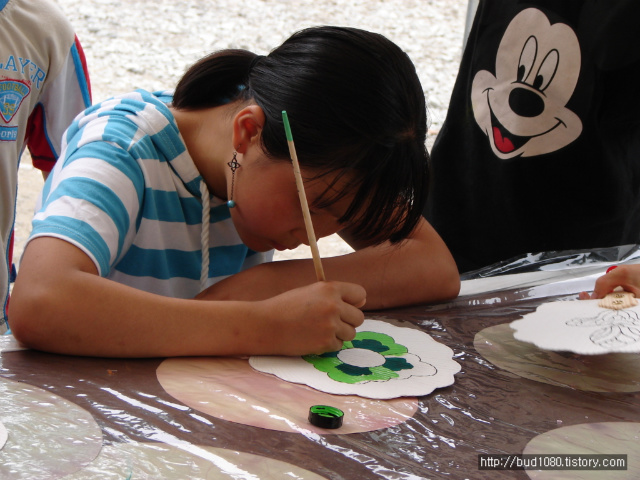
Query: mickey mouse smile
489 105 528 153
488 94 567 155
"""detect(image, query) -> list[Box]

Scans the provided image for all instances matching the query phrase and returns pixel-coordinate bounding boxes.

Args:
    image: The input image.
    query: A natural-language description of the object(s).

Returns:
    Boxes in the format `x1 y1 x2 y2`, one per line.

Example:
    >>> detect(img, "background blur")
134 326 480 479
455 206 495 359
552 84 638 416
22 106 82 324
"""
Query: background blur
15 0 468 264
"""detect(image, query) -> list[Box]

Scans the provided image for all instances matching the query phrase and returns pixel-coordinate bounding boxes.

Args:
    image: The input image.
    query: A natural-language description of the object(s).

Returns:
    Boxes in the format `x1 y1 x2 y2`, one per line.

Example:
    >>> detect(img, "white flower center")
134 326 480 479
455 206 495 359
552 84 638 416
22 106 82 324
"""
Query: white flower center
337 348 386 368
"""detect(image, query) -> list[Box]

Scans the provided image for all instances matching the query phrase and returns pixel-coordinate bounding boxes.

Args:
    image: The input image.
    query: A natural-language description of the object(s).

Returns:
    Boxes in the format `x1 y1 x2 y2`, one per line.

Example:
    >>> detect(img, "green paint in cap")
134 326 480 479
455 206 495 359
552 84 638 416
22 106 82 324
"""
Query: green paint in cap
308 405 344 429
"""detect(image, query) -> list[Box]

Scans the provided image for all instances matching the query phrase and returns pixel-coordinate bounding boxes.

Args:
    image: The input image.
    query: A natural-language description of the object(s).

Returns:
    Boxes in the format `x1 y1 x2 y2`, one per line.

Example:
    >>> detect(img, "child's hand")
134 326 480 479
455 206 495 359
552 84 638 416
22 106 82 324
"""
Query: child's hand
259 281 366 355
579 265 640 300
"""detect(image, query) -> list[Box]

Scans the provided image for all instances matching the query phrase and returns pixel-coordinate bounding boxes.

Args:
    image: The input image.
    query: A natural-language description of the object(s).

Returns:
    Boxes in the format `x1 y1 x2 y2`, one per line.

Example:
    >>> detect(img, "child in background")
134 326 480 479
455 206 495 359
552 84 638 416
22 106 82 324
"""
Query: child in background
10 26 459 358
0 0 91 333
580 265 640 300
424 1 640 274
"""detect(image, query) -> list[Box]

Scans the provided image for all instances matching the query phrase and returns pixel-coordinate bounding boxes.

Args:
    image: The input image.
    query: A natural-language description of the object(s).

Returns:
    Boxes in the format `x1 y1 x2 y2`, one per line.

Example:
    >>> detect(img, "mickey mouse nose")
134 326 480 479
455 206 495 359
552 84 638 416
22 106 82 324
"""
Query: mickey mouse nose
509 87 544 118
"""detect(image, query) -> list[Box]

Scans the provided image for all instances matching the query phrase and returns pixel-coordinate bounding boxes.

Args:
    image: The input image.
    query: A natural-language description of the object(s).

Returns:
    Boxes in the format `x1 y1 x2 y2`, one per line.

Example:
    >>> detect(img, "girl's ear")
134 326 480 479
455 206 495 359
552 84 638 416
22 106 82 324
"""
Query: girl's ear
232 105 266 154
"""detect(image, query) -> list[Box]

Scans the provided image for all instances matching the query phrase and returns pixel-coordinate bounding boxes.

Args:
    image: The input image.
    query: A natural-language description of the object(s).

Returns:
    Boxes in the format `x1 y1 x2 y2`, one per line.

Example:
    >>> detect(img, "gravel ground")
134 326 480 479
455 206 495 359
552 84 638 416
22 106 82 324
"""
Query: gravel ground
15 0 468 263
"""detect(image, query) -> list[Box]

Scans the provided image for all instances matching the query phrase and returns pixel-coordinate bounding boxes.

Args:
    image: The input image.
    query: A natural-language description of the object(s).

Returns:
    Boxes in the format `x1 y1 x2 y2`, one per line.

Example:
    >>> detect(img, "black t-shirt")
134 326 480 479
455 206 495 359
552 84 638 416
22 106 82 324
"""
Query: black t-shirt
424 0 640 273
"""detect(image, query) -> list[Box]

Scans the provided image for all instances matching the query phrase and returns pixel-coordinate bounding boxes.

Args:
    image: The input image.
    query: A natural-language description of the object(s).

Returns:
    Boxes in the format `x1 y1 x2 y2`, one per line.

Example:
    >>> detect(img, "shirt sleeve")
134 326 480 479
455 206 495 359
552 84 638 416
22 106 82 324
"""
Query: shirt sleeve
29 112 145 277
26 35 92 172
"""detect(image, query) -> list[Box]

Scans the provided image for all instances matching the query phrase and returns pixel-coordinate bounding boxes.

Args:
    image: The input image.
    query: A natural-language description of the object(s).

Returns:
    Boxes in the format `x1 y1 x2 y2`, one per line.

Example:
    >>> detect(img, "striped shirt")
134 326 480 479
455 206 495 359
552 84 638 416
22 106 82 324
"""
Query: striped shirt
28 89 271 299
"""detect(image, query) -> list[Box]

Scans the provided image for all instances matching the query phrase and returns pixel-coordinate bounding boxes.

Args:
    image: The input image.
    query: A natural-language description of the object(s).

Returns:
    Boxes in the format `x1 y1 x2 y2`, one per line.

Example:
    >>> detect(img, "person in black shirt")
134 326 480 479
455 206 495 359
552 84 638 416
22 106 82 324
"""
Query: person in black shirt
424 0 640 274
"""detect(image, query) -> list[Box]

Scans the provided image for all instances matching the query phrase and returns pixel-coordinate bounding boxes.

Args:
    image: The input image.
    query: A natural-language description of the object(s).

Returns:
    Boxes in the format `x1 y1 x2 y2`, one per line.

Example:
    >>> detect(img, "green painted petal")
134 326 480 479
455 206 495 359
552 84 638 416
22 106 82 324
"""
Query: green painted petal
368 366 401 381
351 339 387 353
319 350 340 358
327 365 400 384
326 366 371 384
379 342 408 356
302 350 339 364
331 366 400 383
336 363 372 377
303 329 412 384
352 331 408 356
303 355 342 373
382 357 414 372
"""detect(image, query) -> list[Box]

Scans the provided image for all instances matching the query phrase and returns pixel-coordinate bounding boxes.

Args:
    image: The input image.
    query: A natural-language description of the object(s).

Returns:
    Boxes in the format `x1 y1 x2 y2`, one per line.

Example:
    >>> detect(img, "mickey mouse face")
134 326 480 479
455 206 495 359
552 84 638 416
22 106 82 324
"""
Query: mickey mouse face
471 8 583 159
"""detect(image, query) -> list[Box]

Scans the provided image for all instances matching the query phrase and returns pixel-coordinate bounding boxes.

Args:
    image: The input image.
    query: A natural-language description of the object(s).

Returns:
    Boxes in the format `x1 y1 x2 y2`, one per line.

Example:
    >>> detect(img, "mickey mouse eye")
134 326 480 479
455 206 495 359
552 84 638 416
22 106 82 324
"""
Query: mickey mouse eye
533 49 559 92
517 36 538 83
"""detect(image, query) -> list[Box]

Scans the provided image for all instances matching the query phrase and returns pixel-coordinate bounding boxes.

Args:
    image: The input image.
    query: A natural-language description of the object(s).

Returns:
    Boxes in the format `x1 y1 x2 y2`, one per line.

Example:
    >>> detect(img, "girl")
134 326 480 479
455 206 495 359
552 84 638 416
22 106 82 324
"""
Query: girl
9 26 459 357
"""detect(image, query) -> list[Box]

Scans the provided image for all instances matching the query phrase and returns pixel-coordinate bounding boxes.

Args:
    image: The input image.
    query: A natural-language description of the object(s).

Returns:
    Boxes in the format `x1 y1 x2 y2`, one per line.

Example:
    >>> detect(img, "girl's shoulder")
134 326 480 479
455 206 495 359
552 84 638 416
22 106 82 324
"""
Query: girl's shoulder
79 89 174 125
65 89 180 151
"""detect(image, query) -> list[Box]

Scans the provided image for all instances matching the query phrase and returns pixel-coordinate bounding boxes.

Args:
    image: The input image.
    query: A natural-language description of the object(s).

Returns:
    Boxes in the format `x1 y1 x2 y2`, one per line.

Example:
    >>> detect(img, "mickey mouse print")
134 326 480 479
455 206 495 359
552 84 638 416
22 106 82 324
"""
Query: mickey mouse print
471 8 582 159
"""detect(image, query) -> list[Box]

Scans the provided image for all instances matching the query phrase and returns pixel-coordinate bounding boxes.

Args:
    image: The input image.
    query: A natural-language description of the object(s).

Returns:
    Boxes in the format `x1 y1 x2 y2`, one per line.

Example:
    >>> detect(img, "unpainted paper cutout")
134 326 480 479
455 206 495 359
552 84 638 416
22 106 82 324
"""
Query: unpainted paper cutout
566 309 640 349
510 300 640 354
474 323 640 392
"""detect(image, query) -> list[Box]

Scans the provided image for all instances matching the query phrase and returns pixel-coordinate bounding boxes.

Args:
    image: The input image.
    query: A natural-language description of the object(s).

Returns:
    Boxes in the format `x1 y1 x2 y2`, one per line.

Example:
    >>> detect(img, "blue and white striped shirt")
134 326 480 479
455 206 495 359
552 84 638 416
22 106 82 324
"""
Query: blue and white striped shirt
28 89 270 299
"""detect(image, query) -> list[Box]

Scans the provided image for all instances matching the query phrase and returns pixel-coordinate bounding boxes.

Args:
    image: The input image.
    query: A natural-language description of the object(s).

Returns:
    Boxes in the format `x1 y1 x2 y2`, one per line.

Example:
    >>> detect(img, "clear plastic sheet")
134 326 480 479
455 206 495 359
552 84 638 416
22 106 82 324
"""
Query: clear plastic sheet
0 246 639 479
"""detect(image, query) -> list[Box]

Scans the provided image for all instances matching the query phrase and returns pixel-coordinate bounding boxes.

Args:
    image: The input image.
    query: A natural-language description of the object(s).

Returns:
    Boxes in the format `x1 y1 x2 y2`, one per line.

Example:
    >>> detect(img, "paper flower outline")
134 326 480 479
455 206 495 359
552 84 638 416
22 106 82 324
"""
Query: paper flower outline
566 309 640 348
303 331 437 384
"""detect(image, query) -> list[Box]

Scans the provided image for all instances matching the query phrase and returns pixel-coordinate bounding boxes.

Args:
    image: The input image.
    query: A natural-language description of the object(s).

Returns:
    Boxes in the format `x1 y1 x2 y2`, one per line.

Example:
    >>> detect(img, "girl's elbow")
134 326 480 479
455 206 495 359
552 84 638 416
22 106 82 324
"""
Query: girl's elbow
8 286 56 349
428 256 461 302
441 270 461 300
9 306 38 348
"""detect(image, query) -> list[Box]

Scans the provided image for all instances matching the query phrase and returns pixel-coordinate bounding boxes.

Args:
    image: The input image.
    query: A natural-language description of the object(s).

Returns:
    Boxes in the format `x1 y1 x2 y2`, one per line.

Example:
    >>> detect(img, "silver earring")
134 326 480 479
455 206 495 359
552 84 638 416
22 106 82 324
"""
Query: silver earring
227 152 240 208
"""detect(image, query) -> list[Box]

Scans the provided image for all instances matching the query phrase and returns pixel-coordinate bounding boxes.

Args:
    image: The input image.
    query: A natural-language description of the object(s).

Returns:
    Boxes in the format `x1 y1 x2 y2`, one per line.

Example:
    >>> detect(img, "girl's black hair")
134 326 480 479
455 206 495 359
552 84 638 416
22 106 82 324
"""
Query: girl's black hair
173 26 429 246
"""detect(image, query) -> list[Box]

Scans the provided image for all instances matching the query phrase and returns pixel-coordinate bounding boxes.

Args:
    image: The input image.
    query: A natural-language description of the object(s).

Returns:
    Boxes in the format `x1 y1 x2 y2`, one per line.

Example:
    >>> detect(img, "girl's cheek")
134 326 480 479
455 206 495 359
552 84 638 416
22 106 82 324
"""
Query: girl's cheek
314 216 342 239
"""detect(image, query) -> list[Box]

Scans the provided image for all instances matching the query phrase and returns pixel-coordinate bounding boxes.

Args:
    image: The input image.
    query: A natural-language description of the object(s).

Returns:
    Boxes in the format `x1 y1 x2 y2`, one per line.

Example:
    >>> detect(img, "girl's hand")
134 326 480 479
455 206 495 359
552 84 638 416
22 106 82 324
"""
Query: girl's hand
579 265 640 300
257 281 366 355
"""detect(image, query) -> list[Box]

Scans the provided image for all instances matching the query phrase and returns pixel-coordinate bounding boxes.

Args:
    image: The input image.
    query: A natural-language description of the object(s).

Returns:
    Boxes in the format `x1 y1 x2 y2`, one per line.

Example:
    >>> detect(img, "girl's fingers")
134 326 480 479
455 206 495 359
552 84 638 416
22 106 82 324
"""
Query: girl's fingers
578 291 592 300
589 265 640 299
336 281 367 310
336 322 357 343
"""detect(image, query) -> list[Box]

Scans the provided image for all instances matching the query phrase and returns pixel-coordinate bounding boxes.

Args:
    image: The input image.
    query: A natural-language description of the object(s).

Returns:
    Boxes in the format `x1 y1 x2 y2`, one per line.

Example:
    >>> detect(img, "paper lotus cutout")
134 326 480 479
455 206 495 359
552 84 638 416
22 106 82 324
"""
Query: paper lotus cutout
303 331 437 384
511 299 640 354
249 319 460 399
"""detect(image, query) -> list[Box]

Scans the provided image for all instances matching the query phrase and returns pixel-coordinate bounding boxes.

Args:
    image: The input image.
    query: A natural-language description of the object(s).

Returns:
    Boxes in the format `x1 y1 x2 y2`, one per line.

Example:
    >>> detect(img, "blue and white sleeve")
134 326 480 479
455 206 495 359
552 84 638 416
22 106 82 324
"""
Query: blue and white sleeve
29 114 145 277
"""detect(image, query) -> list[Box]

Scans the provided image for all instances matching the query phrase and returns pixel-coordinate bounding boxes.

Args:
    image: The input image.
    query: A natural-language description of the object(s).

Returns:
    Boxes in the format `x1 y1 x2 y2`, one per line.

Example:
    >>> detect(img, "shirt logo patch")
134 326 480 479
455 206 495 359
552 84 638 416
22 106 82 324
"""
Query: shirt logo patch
0 125 18 141
0 79 30 123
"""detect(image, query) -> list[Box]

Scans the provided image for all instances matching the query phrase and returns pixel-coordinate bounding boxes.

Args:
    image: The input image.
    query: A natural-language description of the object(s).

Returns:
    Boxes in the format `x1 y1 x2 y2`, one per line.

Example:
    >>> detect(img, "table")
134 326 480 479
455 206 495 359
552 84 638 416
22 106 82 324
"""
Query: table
1 247 639 479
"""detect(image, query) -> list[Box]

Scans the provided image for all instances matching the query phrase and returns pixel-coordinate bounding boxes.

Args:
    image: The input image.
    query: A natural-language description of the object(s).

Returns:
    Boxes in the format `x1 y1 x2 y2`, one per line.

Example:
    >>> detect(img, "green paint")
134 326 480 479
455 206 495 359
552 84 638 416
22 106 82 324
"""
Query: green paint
382 357 413 372
350 332 409 356
303 331 413 384
282 110 293 141
309 405 343 418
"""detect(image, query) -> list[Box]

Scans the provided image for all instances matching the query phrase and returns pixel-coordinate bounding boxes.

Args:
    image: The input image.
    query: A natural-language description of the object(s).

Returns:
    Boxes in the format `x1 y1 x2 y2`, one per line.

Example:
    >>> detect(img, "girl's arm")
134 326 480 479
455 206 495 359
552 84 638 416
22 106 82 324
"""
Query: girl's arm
9 237 365 358
198 218 460 309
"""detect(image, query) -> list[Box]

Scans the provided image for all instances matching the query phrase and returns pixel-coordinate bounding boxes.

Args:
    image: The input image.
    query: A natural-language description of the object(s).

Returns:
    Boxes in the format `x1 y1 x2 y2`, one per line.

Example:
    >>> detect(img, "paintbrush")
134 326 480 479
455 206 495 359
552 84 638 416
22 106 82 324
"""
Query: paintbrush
282 111 326 282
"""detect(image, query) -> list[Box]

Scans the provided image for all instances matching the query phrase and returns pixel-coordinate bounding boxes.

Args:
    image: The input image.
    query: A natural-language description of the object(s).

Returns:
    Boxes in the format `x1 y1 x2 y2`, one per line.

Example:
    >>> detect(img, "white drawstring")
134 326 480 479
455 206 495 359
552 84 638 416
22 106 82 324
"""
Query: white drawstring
199 180 210 292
